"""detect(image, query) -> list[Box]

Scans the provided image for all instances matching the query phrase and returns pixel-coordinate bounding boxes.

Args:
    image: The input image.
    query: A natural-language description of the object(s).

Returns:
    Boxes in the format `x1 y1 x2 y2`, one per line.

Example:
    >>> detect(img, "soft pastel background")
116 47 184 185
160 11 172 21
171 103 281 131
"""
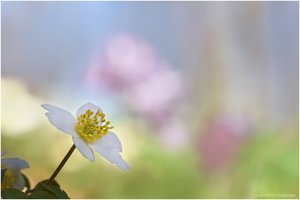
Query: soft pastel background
1 1 299 198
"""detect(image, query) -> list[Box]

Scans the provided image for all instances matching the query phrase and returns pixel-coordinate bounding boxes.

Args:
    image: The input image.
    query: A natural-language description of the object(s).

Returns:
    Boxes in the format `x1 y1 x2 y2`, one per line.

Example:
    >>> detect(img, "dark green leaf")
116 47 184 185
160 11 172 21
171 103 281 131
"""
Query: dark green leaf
30 180 69 199
40 183 69 199
29 190 57 199
1 168 7 183
34 179 60 191
1 188 28 199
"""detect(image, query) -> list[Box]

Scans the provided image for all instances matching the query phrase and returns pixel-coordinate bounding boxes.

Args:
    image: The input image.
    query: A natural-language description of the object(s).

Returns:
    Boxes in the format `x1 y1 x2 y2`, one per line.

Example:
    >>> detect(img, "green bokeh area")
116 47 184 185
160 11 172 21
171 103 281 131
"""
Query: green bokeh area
2 127 298 198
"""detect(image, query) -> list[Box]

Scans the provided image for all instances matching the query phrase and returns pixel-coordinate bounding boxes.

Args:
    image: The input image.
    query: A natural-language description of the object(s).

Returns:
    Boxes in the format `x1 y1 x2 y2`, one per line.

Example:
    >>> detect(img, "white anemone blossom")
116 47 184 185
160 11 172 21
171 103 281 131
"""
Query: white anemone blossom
1 153 30 190
41 103 129 170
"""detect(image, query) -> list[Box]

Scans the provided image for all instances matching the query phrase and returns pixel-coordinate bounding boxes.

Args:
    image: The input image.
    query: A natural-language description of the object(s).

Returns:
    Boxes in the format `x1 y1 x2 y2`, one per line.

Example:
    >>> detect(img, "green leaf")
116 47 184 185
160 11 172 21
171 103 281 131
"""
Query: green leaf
40 183 69 199
2 168 7 183
29 190 57 199
34 179 60 190
1 188 28 199
30 180 69 199
22 173 31 190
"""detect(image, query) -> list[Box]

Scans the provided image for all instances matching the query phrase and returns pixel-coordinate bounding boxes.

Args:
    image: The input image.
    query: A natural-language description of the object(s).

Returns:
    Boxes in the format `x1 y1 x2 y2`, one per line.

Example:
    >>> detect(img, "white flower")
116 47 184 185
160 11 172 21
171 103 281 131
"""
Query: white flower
41 102 129 170
1 153 30 190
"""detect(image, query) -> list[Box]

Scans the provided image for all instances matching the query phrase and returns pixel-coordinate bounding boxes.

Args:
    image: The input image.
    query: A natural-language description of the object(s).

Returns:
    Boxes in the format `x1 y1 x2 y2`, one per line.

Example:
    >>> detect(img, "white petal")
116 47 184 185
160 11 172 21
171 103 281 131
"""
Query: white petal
41 104 78 137
93 131 122 152
13 172 25 190
73 137 95 162
76 102 103 118
90 132 129 170
1 158 29 170
98 151 129 170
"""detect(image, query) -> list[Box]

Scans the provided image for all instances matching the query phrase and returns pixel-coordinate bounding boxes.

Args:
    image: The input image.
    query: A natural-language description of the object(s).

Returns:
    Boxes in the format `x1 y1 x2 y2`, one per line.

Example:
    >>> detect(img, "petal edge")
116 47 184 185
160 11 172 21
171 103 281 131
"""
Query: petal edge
42 104 78 137
90 132 129 170
76 102 103 118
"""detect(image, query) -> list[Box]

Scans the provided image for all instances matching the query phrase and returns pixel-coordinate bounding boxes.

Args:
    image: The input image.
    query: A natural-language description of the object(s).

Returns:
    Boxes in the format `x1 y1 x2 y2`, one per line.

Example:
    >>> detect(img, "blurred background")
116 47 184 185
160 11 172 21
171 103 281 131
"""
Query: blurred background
1 1 298 198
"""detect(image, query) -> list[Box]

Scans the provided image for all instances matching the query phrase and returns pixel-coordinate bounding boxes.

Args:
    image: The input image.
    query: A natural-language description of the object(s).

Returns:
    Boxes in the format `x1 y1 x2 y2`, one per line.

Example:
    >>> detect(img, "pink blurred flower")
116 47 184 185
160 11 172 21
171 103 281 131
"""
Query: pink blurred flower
85 34 186 150
85 35 160 91
85 34 184 115
124 65 183 119
197 113 251 172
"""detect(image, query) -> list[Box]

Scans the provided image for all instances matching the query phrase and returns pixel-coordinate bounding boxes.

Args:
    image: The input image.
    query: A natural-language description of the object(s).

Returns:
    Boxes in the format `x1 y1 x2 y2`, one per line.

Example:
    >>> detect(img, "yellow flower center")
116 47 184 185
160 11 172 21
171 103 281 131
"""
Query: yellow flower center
1 169 16 189
76 109 113 143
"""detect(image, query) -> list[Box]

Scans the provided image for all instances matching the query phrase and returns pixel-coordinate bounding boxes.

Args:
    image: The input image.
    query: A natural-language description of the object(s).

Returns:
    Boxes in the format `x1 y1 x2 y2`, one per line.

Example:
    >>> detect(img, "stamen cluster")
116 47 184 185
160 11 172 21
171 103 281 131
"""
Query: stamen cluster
76 109 113 143
1 170 16 189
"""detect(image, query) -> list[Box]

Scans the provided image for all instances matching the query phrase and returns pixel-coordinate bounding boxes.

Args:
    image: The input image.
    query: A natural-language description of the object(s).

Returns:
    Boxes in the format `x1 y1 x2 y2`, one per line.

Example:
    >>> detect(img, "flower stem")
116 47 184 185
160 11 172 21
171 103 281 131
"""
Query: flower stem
47 144 76 185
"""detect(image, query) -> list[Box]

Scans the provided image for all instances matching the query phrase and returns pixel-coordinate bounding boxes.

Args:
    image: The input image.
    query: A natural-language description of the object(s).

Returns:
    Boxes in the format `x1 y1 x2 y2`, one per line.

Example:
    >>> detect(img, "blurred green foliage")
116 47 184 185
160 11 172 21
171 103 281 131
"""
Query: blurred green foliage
2 126 298 198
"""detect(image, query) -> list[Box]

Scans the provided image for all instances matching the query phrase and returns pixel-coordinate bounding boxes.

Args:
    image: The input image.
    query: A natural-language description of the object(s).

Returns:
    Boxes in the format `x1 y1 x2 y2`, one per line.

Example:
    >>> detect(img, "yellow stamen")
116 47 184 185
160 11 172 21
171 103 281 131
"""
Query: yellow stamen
76 109 113 143
1 169 16 189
